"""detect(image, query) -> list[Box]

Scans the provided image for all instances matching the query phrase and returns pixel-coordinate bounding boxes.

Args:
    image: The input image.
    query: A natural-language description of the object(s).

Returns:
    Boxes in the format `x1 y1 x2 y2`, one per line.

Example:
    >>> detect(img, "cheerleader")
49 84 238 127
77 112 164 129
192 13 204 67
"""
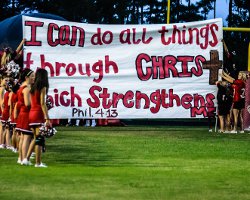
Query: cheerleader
1 78 14 149
222 71 246 133
14 68 35 165
29 68 50 168
0 75 9 148
8 80 20 153
216 80 233 133
0 75 2 148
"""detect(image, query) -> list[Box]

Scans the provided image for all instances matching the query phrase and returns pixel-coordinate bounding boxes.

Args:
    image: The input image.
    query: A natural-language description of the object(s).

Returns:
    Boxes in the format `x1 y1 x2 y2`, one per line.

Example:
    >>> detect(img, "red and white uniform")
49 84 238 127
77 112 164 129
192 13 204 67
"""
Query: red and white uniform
1 91 10 122
10 92 18 125
15 86 32 134
29 90 45 126
0 86 3 118
232 79 245 102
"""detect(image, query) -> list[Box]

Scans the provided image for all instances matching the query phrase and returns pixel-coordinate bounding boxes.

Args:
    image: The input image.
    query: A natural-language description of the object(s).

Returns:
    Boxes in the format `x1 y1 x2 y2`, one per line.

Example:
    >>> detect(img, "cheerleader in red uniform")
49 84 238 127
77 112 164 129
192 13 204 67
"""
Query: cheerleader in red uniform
1 78 14 149
8 81 20 153
29 68 50 168
0 75 9 148
222 71 246 133
0 76 2 148
14 68 35 165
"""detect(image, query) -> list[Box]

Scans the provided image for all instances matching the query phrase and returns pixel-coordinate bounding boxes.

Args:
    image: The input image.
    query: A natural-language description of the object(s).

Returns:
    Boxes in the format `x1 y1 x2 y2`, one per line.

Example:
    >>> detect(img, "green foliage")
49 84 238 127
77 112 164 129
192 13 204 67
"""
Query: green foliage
0 0 249 70
1 0 249 25
0 126 250 200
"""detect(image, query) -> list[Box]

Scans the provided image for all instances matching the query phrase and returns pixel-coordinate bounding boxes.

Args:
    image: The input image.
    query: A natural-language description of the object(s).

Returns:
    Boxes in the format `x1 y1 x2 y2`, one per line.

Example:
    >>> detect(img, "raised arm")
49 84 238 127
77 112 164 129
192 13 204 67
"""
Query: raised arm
221 70 235 83
16 39 26 54
1 51 7 66
222 39 230 57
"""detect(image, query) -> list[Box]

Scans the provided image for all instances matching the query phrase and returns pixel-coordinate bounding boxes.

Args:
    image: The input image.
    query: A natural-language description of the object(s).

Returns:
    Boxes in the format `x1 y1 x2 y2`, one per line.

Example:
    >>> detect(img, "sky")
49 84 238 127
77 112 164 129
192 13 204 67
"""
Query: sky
207 0 229 26
184 0 229 25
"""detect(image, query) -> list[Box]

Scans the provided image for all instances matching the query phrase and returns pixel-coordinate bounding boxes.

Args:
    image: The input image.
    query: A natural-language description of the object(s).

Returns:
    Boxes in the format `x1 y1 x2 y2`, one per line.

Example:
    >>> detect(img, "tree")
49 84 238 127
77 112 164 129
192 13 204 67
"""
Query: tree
196 0 215 19
0 0 24 20
223 0 250 70
0 0 249 70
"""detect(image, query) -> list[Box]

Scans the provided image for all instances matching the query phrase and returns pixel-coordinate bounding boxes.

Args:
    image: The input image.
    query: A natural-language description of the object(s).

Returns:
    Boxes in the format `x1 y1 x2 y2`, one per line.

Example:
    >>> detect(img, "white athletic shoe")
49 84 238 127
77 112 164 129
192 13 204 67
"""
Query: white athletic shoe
21 158 33 166
17 158 22 164
239 130 244 134
230 130 237 134
30 152 35 159
12 148 18 153
6 145 11 150
35 163 47 168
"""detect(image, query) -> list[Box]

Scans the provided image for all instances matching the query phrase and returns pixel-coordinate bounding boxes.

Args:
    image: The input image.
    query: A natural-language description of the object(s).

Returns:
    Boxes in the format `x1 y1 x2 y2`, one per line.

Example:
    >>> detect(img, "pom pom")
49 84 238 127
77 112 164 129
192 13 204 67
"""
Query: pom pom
39 124 57 138
46 96 53 110
5 60 20 79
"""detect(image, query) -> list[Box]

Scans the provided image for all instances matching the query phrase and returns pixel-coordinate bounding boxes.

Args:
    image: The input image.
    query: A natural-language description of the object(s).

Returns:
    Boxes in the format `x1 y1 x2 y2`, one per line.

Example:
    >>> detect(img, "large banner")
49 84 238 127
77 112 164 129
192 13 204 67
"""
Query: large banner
22 16 223 119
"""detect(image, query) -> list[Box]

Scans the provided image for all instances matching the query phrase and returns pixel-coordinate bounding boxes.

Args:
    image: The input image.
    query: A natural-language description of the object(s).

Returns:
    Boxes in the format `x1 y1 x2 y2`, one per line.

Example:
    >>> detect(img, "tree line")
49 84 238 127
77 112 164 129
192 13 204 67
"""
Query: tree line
0 0 249 70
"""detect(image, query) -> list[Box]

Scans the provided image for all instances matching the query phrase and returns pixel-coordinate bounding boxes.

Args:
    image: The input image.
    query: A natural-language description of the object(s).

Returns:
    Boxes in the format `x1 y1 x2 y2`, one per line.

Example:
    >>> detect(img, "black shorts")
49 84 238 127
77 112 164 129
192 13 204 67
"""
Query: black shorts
218 105 230 116
233 100 245 110
22 131 34 136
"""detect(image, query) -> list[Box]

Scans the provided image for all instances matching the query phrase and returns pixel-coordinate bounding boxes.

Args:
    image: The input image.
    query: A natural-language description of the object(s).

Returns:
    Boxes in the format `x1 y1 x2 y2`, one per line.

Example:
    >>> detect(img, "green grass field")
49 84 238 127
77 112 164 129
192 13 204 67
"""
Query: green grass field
0 126 250 200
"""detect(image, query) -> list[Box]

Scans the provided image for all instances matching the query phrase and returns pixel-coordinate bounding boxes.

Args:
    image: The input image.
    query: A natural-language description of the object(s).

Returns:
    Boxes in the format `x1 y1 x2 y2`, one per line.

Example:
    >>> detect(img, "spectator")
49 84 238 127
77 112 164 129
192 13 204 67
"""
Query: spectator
216 80 233 133
221 71 246 133
85 119 96 127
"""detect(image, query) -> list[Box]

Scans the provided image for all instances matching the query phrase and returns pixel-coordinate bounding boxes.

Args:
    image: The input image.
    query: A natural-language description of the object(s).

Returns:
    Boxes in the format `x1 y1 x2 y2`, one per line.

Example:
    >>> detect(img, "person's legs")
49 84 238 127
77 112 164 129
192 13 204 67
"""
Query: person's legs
16 131 20 151
85 119 90 127
91 119 96 127
0 126 6 148
25 127 35 161
11 127 17 152
239 109 244 132
17 133 23 163
66 118 73 126
232 108 239 132
35 144 42 166
26 137 35 161
21 134 32 164
229 108 233 130
5 128 11 148
218 115 224 132
225 114 231 132
0 124 3 147
76 119 80 126
34 127 47 167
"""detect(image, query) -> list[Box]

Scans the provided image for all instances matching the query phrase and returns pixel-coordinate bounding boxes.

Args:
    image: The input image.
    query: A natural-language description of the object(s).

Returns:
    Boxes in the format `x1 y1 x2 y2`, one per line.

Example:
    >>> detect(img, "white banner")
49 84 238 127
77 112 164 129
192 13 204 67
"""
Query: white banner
22 16 223 119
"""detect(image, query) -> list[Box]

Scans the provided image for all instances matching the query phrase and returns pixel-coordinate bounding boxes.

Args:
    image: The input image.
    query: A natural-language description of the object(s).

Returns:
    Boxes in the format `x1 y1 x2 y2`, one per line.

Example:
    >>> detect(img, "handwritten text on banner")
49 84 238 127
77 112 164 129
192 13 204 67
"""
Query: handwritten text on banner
22 16 223 119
